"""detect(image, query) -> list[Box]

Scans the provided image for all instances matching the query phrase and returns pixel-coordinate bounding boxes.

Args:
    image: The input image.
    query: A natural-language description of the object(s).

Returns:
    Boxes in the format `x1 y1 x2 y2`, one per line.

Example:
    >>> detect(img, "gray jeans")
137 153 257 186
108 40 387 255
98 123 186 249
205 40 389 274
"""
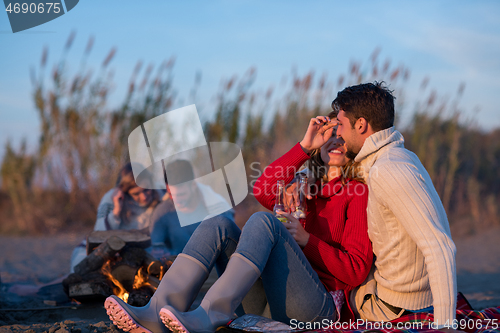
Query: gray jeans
181 211 336 325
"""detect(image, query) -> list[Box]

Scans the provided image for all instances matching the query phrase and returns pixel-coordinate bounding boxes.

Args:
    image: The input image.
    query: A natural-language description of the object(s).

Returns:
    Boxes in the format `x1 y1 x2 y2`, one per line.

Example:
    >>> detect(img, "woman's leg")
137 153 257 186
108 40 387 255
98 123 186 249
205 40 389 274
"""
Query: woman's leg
105 214 241 333
236 212 336 324
159 212 336 333
155 214 242 310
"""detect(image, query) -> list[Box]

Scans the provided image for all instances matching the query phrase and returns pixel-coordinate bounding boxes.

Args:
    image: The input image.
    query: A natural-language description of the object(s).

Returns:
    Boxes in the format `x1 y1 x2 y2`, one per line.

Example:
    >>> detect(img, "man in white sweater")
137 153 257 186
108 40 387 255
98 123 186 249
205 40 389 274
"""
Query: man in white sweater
332 82 457 329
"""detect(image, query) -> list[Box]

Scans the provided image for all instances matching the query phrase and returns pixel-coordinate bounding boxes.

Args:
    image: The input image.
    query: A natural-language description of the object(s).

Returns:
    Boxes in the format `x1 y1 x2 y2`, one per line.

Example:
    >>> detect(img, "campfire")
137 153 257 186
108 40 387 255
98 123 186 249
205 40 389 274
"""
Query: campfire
62 230 172 306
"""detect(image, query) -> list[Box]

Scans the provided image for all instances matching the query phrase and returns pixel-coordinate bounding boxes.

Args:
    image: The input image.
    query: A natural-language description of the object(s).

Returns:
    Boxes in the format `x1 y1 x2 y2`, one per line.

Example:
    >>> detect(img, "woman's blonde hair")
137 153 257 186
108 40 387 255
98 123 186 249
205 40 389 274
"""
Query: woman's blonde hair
304 111 365 185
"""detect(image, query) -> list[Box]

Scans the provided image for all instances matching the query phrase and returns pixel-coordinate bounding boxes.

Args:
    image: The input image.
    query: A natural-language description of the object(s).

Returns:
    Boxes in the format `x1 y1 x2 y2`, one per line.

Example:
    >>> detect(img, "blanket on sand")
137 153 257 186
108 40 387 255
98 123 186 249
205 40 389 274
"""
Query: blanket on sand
228 293 500 333
315 293 500 333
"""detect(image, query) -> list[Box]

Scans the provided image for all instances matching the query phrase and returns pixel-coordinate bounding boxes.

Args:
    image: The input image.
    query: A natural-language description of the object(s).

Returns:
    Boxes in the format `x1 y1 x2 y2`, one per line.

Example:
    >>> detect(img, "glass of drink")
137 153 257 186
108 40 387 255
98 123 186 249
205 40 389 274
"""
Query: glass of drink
273 180 289 223
292 174 308 225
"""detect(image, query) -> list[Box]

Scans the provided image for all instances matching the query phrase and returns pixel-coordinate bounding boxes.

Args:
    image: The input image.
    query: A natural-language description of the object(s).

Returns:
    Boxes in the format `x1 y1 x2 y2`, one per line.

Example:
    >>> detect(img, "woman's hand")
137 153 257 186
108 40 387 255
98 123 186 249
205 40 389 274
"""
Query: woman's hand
300 116 338 154
276 210 310 248
112 189 125 217
286 180 313 205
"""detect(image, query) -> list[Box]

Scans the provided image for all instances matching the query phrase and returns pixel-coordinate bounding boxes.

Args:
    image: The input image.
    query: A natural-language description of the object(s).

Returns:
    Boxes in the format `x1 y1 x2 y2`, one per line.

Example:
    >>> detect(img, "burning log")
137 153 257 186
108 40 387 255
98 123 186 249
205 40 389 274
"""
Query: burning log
110 264 139 292
62 272 82 294
64 229 171 306
143 252 163 276
121 247 147 267
68 281 114 302
147 275 160 289
117 247 166 279
87 229 151 254
74 236 126 276
127 287 154 306
107 247 148 291
100 247 163 305
67 271 114 302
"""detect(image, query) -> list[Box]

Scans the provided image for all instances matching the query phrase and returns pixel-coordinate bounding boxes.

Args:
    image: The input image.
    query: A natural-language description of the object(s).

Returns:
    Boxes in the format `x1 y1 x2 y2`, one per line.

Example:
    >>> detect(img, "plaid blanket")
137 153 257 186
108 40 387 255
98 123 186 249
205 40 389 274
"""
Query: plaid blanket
314 293 500 333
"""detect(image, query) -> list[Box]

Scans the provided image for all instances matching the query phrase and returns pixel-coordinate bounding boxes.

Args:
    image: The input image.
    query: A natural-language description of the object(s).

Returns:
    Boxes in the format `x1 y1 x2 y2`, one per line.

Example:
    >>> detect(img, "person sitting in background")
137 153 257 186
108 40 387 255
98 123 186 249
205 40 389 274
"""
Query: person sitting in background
72 159 235 269
9 162 166 296
70 162 164 271
9 160 232 296
150 159 235 257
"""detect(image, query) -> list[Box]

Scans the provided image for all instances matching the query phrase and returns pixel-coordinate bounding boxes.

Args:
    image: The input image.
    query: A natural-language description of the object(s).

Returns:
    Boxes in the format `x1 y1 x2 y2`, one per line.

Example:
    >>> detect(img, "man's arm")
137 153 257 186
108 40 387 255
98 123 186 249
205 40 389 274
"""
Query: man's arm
371 160 457 328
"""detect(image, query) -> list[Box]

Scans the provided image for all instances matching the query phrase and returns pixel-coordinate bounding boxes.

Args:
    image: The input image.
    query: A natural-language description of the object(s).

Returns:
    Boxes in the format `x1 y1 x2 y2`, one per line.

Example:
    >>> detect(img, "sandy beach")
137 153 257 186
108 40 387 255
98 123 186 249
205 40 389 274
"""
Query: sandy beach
1 226 499 332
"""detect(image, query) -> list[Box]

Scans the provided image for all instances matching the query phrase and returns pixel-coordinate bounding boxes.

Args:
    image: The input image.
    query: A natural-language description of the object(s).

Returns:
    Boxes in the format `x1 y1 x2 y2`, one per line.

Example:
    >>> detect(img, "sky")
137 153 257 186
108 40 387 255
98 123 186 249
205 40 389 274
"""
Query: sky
1 1 499 160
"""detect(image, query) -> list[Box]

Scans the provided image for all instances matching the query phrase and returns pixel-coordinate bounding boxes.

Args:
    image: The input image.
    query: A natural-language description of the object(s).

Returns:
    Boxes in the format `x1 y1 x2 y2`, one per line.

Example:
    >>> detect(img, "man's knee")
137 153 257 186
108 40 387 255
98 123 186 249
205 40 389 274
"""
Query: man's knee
155 212 179 227
245 211 278 230
199 214 240 235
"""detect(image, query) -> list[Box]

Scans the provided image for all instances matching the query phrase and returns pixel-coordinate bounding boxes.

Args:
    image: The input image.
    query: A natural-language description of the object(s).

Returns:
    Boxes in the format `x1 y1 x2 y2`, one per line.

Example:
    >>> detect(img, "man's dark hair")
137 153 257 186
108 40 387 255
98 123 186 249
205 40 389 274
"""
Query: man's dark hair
331 81 395 131
165 159 195 186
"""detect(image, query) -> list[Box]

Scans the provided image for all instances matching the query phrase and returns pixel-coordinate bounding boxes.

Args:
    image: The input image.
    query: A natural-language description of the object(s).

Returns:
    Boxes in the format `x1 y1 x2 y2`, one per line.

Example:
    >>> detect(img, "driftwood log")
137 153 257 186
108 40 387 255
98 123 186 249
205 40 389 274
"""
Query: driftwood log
143 252 163 276
127 287 154 306
64 230 170 305
110 264 138 291
107 247 164 291
74 236 126 276
68 281 114 301
120 247 145 267
66 271 115 301
87 229 151 254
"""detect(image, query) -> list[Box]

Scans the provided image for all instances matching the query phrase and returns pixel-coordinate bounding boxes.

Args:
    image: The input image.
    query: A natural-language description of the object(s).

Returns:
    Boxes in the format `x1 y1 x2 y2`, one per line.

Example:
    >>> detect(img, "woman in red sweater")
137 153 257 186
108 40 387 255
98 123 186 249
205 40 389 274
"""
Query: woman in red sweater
253 112 372 297
105 113 372 333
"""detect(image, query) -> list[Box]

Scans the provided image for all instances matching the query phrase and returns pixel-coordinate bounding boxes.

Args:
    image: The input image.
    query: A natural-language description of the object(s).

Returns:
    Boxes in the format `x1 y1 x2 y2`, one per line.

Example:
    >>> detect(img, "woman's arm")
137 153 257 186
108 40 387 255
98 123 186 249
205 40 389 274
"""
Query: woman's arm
253 143 311 211
254 116 336 211
302 182 373 287
94 189 121 231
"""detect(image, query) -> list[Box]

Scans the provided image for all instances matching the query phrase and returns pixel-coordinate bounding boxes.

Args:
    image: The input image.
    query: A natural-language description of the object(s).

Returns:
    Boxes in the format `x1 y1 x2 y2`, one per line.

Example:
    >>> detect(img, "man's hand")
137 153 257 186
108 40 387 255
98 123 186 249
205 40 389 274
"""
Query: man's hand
276 210 310 248
300 116 338 153
112 189 125 216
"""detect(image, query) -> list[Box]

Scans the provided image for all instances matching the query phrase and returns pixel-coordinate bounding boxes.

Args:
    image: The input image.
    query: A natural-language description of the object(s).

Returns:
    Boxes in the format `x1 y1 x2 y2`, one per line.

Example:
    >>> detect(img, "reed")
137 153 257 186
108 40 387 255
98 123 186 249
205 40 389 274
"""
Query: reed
1 38 498 235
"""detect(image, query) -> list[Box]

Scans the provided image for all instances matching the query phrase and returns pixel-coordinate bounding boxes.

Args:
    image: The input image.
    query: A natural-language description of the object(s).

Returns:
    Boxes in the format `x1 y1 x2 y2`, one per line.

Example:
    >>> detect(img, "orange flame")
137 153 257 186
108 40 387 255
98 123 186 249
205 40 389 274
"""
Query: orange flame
101 260 129 302
159 264 165 281
133 266 159 291
100 257 167 303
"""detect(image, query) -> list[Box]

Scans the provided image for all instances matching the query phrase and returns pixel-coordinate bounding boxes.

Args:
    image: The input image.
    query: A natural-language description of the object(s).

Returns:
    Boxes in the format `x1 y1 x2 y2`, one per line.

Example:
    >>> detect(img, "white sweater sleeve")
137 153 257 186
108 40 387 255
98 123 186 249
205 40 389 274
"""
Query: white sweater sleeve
371 160 457 327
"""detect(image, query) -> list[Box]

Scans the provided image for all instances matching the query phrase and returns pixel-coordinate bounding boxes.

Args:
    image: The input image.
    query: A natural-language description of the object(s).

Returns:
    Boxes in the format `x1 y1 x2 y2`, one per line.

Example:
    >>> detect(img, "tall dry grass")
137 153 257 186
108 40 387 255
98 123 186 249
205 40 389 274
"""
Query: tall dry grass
1 37 498 235
1 33 175 233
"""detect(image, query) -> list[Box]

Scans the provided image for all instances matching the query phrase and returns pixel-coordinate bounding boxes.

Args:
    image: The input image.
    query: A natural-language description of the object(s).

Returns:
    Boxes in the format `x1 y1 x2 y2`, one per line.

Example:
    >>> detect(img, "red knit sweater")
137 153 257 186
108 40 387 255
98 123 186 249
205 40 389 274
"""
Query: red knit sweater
253 143 373 292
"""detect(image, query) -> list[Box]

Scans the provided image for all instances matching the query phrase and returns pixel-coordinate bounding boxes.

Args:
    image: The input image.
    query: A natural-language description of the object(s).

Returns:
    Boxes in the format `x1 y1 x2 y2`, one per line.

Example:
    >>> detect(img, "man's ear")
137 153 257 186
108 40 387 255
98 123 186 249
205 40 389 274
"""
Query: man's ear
355 117 369 134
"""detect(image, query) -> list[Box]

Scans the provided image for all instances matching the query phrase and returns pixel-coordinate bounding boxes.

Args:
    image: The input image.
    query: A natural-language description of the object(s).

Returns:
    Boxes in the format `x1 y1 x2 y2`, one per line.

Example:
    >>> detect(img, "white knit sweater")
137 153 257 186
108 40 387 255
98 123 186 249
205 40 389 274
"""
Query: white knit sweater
355 127 457 327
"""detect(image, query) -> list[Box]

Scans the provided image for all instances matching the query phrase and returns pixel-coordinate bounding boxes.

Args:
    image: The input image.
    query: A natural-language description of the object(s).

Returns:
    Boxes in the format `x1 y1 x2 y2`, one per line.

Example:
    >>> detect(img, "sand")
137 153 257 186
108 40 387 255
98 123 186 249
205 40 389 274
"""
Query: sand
0 227 499 332
454 226 500 310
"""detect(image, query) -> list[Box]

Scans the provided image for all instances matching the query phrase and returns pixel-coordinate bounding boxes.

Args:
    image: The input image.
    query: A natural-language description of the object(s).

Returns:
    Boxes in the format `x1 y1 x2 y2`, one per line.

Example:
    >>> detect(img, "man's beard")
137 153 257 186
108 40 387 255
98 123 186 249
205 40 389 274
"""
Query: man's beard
345 148 358 160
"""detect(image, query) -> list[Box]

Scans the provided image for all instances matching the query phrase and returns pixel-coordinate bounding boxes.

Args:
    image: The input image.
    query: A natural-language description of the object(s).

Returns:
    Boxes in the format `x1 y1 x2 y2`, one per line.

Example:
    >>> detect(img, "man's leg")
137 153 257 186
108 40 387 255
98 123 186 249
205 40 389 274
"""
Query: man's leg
349 272 405 322
151 211 201 256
